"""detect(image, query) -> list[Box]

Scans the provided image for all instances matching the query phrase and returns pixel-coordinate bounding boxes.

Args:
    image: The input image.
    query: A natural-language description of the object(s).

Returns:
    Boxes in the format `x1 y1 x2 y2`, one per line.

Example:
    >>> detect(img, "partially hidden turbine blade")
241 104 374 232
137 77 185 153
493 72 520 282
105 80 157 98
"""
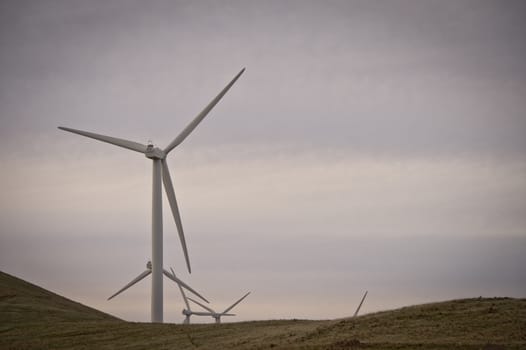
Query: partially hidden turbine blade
222 292 251 314
353 291 368 318
171 267 190 310
161 159 191 273
179 284 190 310
163 269 208 303
58 127 148 153
163 68 246 154
107 269 152 300
192 311 213 316
187 296 216 314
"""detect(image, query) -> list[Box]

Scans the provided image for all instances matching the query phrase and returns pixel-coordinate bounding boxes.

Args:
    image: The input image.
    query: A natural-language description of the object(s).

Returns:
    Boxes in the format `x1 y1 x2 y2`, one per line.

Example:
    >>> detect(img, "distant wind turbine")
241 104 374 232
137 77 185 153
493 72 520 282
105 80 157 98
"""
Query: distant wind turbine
187 292 251 324
59 68 245 322
168 268 250 324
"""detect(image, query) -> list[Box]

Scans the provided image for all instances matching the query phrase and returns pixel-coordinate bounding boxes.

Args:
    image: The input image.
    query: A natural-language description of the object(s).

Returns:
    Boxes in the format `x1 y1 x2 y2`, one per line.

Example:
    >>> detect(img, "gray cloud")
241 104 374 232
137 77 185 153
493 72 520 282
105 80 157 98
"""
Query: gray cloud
1 0 525 322
1 0 525 156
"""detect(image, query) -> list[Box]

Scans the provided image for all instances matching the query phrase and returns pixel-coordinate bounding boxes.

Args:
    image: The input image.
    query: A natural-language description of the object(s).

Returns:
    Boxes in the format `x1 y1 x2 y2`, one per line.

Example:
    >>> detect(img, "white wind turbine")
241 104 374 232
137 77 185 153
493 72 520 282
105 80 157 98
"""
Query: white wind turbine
187 292 251 324
59 68 245 323
167 268 250 325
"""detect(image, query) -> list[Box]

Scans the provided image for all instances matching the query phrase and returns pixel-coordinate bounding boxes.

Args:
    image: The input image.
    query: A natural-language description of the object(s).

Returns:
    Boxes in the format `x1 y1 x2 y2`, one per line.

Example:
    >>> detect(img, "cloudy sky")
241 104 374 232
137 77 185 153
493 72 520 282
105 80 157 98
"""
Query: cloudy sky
1 0 525 323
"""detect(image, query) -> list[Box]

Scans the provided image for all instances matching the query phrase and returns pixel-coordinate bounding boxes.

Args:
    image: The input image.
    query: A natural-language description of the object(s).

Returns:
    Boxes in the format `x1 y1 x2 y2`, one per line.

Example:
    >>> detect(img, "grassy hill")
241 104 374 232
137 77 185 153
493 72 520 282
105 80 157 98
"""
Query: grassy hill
1 270 525 350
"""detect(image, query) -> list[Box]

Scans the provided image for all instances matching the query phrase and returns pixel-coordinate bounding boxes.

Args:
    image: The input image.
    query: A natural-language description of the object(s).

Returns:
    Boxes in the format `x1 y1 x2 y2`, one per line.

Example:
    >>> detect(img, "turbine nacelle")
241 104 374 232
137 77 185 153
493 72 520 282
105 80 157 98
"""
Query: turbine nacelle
144 145 165 160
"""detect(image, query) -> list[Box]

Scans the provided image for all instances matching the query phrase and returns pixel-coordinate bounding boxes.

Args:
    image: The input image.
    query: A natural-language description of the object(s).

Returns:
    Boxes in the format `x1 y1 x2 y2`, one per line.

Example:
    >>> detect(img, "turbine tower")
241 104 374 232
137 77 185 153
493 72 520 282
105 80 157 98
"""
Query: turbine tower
59 69 245 323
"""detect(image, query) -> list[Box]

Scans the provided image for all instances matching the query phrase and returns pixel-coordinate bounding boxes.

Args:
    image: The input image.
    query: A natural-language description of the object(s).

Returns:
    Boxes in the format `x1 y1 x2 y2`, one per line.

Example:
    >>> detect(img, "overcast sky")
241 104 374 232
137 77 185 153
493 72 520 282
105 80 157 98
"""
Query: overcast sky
1 0 525 323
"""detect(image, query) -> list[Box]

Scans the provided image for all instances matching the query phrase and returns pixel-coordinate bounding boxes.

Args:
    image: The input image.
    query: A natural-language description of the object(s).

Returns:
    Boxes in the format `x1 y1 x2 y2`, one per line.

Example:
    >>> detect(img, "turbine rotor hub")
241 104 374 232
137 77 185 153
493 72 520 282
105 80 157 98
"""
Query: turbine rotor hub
145 146 165 159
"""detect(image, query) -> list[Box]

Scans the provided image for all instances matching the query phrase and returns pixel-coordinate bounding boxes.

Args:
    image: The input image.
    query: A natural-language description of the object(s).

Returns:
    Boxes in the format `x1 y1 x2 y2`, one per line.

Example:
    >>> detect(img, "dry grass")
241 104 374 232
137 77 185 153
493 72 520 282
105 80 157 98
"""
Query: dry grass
1 270 525 350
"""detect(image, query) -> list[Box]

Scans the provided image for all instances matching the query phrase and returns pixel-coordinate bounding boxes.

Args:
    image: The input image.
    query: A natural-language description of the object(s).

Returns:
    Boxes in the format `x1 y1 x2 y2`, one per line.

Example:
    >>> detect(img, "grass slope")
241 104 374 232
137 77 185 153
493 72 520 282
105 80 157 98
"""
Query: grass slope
1 270 525 350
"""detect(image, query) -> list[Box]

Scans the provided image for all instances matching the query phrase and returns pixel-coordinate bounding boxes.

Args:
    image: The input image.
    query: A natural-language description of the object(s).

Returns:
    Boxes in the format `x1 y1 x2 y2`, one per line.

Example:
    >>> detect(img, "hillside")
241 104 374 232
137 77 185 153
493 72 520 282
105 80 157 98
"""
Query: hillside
0 271 118 324
1 270 525 350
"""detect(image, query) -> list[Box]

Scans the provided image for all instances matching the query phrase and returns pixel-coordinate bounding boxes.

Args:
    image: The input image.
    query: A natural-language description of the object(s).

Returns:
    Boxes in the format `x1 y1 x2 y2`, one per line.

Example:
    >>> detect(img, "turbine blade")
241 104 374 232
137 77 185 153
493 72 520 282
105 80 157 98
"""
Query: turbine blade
179 284 191 310
187 297 215 313
222 313 236 316
161 159 191 273
353 291 368 318
107 269 151 300
171 267 190 310
58 127 148 153
163 269 208 303
164 68 245 154
192 311 213 316
223 292 251 313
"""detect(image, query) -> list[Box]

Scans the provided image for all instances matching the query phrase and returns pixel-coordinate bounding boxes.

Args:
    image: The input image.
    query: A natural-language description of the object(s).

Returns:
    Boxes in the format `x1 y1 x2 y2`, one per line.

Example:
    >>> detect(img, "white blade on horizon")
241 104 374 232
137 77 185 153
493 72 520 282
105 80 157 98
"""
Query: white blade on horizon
191 311 214 316
161 159 191 273
171 267 190 310
162 269 209 303
187 296 216 314
353 291 368 318
222 292 251 314
107 269 151 300
58 127 148 153
163 68 246 154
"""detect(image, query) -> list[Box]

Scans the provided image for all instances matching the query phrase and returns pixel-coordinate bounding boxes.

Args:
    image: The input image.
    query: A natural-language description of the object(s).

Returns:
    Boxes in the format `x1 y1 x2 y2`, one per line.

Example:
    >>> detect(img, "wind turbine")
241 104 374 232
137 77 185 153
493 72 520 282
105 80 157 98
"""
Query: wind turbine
187 292 251 324
59 68 245 323
108 261 209 305
353 290 368 318
167 267 245 325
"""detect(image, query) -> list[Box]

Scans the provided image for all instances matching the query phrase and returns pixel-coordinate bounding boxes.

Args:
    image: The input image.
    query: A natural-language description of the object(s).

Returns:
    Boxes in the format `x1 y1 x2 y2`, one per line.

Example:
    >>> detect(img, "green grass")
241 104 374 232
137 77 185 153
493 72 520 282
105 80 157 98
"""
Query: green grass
1 270 525 350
